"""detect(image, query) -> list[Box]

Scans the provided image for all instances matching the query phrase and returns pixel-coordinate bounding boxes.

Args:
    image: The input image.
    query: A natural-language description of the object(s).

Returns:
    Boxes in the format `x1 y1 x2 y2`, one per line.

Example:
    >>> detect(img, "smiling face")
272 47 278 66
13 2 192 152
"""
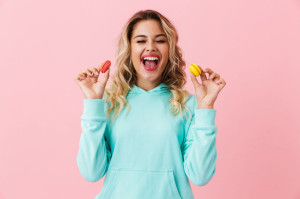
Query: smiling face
130 19 169 90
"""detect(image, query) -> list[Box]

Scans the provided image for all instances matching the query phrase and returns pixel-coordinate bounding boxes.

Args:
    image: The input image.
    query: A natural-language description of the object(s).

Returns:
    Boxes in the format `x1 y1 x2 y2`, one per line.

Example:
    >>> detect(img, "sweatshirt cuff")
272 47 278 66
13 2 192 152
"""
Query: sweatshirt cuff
194 109 216 126
82 99 105 118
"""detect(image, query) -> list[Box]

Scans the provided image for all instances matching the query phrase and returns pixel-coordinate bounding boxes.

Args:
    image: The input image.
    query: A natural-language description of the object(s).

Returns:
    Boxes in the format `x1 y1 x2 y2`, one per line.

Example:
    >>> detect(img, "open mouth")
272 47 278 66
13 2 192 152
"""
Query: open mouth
140 54 161 71
141 59 160 71
142 59 159 67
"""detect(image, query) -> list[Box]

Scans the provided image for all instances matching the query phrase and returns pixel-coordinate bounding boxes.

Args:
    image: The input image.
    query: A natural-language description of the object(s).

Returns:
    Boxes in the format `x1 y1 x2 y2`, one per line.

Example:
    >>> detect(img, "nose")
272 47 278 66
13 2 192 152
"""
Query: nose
146 40 157 52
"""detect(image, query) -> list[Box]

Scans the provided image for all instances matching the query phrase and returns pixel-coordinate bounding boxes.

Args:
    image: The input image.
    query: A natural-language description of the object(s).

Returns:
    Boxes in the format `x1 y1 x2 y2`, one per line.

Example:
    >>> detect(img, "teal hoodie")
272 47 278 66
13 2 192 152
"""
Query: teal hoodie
77 82 217 199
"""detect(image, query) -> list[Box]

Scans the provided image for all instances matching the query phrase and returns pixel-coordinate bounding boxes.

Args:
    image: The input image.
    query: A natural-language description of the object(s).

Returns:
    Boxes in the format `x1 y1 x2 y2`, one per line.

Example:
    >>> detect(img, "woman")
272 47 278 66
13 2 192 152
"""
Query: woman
74 9 226 199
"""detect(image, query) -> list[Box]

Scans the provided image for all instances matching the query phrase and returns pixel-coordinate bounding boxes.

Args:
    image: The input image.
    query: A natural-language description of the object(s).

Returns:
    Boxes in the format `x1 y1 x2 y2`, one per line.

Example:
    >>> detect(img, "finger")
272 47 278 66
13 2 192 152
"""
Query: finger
216 78 225 86
222 79 226 88
74 74 81 81
90 67 99 76
104 67 110 78
88 67 99 78
104 67 110 74
79 70 88 78
79 73 86 80
85 68 94 77
221 78 226 86
78 72 87 79
197 65 208 82
75 74 83 81
210 72 220 80
190 70 201 89
204 67 214 75
213 77 221 82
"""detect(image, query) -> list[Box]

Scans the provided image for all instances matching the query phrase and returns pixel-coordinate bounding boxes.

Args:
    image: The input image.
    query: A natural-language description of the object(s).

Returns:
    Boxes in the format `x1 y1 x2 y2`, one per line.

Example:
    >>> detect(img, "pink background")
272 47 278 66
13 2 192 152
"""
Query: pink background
0 0 299 198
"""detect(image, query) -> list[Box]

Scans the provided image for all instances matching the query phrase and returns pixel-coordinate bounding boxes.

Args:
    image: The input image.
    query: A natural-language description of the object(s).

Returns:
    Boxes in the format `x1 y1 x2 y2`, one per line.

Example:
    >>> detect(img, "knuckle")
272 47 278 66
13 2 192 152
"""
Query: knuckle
93 68 99 74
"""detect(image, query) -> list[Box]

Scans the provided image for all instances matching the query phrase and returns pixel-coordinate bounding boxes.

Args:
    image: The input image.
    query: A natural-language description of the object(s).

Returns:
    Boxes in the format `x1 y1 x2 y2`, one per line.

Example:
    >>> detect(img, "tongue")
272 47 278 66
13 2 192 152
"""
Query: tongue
144 60 157 67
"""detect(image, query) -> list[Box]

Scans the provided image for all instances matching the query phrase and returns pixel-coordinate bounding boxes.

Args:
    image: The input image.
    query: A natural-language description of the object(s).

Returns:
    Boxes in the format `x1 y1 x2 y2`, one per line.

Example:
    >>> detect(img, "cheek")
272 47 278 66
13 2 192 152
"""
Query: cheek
132 47 143 60
161 46 169 58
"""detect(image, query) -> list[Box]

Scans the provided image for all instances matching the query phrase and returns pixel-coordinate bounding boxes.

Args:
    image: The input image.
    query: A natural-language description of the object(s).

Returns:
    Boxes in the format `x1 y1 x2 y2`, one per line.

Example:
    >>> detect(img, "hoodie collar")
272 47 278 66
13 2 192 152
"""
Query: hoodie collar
128 82 170 94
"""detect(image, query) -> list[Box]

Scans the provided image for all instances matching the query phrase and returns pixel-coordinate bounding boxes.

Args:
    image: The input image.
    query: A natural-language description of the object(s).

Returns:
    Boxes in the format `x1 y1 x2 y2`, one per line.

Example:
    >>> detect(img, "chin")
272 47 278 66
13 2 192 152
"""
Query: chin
142 74 159 81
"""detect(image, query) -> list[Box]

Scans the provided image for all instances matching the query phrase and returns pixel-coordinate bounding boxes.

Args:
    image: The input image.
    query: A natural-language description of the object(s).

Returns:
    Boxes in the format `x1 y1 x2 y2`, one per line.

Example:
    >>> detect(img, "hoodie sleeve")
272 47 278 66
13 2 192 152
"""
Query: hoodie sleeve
76 99 112 182
181 95 217 186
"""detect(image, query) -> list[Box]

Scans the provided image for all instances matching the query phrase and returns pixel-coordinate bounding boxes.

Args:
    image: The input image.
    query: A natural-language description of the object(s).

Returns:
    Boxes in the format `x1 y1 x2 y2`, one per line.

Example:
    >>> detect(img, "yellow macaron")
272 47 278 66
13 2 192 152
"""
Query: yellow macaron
189 63 202 76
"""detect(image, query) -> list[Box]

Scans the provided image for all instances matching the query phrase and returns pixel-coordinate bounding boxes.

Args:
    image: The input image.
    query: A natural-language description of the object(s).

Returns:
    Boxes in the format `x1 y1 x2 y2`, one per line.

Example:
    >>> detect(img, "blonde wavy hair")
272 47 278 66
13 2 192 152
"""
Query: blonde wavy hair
104 9 191 122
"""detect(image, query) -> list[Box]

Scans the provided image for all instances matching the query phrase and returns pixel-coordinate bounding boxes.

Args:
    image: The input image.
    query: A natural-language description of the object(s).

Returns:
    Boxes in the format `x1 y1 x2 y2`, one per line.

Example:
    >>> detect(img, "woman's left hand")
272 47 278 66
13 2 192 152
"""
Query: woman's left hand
190 66 226 109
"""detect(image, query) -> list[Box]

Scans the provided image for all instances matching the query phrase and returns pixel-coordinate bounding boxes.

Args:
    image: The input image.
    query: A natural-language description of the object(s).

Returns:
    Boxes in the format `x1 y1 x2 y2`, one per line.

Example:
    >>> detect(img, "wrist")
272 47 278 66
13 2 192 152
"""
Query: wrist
197 103 214 109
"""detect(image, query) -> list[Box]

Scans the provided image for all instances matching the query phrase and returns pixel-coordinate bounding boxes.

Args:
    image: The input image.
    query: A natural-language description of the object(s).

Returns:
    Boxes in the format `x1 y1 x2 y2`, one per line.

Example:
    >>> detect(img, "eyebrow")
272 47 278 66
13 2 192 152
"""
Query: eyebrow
133 34 167 39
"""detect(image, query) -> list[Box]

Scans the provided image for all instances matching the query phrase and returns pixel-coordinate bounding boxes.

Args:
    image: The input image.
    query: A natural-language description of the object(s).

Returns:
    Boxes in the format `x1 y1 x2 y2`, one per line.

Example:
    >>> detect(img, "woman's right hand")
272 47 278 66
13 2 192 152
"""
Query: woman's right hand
74 61 111 99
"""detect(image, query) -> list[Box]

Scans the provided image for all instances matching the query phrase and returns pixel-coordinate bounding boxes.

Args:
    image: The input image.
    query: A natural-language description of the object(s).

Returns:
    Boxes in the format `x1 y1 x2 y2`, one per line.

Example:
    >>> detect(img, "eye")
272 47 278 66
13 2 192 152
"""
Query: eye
157 40 166 43
137 40 146 43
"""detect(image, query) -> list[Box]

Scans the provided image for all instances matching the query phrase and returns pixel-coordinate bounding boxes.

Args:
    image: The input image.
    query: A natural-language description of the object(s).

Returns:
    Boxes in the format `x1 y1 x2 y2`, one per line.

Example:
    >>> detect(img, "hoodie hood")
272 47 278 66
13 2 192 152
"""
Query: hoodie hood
128 82 170 94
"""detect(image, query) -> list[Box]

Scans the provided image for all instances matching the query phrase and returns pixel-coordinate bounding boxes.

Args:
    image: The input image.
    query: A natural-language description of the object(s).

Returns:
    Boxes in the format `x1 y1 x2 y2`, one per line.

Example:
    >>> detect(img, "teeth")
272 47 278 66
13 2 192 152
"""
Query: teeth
143 57 158 61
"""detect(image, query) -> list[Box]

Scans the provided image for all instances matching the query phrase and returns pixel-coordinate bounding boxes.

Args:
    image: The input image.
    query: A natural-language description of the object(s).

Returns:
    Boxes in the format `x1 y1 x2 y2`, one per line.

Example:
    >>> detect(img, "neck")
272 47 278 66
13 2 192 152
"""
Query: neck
136 79 162 91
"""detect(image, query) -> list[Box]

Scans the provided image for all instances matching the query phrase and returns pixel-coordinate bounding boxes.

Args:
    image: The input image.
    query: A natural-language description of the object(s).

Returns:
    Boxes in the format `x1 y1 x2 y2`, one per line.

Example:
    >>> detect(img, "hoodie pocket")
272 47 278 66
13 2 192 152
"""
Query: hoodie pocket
101 167 181 199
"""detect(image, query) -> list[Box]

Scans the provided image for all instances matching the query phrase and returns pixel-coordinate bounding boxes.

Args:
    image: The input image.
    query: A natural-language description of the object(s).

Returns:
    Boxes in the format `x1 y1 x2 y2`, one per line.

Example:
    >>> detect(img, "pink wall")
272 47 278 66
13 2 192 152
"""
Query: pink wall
0 0 299 198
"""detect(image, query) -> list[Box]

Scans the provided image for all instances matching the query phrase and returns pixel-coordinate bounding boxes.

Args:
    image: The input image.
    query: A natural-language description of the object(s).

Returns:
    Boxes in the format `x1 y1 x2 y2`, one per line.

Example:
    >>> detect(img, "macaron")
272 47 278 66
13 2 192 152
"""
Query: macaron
189 63 202 76
101 60 111 73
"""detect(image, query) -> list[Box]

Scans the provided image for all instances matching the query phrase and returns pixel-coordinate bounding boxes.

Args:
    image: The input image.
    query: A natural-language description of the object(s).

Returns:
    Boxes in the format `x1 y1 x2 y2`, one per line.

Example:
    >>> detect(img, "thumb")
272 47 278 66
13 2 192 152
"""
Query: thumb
97 62 104 72
99 67 110 84
190 71 201 89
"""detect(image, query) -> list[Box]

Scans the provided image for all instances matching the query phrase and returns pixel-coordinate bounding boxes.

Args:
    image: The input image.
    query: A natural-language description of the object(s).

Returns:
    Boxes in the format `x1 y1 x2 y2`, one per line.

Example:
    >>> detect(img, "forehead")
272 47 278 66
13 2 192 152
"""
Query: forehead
132 19 165 37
